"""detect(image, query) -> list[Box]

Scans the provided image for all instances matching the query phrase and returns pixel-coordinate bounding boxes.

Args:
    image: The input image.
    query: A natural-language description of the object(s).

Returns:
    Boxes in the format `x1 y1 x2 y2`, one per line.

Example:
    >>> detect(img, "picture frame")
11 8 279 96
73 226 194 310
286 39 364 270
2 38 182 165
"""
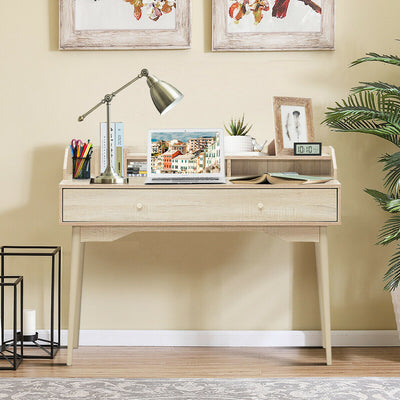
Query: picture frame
212 0 334 51
59 0 191 50
273 96 315 155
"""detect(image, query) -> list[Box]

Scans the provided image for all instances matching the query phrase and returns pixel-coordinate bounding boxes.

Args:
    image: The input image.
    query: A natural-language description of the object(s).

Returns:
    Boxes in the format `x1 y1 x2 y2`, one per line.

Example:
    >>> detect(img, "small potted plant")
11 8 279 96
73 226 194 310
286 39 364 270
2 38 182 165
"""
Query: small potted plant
224 114 253 154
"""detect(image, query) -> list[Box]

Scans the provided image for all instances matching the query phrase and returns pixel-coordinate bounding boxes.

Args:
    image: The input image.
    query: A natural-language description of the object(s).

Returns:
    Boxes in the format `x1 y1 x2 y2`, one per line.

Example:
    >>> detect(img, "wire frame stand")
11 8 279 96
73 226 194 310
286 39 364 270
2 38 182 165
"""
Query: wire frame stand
0 276 23 370
16 332 55 358
1 246 61 359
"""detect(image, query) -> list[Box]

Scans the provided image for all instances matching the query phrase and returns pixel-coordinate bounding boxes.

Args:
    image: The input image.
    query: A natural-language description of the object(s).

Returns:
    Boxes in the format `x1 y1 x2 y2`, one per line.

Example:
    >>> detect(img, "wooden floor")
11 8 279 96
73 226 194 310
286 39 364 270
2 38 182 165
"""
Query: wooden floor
2 347 400 378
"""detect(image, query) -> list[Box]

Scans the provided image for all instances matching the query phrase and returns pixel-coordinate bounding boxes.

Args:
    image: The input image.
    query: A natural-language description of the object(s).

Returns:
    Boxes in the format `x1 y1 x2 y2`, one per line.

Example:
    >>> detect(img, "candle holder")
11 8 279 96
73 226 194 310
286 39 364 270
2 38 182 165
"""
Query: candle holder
0 276 23 370
1 246 61 359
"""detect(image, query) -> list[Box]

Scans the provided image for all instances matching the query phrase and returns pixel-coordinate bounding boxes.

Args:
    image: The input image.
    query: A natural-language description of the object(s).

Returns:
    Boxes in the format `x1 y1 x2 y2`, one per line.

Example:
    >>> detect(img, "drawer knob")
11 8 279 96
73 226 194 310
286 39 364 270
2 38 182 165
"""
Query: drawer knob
258 202 264 210
136 203 143 210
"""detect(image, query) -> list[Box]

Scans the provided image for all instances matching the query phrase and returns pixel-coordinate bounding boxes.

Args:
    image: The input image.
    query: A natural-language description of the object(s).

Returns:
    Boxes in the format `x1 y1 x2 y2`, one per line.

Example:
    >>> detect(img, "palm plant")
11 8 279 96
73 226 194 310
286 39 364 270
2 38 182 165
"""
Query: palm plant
323 51 400 291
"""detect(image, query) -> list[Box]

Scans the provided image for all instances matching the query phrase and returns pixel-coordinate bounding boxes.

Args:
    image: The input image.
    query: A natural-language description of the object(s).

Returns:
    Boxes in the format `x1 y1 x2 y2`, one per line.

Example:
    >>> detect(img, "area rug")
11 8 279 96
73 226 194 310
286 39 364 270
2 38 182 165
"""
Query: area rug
0 378 400 399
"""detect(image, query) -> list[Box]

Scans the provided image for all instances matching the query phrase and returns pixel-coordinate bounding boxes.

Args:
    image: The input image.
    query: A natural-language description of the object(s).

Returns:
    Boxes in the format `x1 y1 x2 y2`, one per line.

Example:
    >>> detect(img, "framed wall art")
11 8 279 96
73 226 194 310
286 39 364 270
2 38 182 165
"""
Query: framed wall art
273 96 315 155
212 0 334 51
59 0 191 50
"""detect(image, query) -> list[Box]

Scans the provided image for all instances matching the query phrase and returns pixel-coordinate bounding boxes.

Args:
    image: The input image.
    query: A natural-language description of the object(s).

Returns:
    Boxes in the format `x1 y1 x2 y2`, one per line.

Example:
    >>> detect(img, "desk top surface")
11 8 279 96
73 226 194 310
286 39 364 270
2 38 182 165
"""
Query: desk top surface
60 177 341 189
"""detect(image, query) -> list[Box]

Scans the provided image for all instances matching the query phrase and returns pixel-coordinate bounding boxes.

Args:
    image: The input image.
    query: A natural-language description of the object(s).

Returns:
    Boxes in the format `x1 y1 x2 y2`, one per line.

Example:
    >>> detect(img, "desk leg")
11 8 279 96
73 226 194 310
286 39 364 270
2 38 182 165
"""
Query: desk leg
73 241 85 349
67 227 85 366
315 227 332 366
315 245 326 350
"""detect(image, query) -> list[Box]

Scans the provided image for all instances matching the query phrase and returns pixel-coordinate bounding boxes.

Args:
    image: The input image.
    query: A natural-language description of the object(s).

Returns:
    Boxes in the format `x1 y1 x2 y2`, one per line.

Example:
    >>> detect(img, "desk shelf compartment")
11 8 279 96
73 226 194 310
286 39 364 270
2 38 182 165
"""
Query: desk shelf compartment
225 146 337 179
63 146 337 181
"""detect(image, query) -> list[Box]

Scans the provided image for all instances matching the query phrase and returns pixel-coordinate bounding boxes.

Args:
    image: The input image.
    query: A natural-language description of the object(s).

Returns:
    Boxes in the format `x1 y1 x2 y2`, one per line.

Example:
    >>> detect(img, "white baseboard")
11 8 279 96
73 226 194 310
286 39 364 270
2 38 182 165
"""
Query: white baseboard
5 330 400 347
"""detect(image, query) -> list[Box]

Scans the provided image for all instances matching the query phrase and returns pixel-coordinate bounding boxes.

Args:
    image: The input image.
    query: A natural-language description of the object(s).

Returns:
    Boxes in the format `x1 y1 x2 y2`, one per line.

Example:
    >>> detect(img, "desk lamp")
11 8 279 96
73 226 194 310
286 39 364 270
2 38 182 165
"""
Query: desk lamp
78 68 183 184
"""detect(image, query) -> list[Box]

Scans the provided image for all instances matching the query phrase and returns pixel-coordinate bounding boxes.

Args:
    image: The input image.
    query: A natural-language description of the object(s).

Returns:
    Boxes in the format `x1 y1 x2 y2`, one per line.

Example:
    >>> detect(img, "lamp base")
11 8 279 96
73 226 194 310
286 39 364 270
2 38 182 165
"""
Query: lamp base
91 174 129 184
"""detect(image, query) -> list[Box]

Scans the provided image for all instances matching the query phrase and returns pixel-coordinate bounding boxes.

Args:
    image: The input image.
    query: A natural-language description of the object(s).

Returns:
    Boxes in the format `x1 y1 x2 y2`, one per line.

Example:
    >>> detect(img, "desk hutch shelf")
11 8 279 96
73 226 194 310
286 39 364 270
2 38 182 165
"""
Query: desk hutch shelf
121 146 337 179
63 146 337 180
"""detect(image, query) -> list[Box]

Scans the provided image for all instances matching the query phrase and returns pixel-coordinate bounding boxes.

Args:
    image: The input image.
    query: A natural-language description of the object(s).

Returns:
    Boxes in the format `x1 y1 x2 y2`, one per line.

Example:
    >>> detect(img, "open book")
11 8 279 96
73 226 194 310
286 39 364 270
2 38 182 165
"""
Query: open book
230 172 332 185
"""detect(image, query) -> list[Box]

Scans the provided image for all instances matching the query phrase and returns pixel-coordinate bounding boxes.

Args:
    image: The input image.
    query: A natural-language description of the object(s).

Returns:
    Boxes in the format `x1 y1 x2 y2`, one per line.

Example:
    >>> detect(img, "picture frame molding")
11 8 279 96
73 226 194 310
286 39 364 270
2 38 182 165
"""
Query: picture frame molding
273 96 315 155
212 0 335 51
59 0 192 50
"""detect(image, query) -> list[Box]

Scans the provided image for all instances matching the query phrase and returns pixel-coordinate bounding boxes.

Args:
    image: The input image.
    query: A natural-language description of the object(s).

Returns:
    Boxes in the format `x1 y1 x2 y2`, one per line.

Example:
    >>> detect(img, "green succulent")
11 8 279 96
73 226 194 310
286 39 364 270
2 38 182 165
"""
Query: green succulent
224 115 252 136
323 51 400 291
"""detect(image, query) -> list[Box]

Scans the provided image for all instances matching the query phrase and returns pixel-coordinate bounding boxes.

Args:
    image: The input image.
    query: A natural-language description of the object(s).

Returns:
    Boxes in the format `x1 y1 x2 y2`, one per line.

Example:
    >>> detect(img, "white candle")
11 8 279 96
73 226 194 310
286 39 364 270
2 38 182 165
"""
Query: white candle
23 309 36 336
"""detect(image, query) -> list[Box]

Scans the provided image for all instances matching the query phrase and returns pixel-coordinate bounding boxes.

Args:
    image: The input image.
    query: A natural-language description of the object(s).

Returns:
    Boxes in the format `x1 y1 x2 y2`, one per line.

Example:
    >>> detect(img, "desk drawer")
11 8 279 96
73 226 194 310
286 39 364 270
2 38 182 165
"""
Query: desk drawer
62 188 338 223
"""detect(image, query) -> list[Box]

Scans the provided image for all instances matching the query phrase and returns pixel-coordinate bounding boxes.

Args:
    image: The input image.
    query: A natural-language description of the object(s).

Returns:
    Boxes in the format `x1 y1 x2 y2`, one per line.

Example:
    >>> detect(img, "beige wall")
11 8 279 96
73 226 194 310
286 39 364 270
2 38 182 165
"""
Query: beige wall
1 0 400 331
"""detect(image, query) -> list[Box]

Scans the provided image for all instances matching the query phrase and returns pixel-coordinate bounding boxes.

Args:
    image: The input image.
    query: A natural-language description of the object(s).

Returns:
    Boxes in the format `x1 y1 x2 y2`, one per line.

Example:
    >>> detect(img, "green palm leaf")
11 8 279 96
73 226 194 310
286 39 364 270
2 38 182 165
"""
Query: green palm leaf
352 81 400 97
379 152 400 195
351 82 400 107
365 189 394 209
350 53 400 68
365 188 400 211
377 215 400 246
384 244 400 291
323 91 400 146
326 92 400 127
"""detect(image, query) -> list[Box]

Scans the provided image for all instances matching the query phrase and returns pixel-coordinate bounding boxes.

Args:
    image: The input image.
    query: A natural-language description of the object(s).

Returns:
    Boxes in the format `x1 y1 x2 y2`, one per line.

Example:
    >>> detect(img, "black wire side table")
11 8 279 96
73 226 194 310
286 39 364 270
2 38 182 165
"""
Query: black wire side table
0 246 61 359
0 275 23 370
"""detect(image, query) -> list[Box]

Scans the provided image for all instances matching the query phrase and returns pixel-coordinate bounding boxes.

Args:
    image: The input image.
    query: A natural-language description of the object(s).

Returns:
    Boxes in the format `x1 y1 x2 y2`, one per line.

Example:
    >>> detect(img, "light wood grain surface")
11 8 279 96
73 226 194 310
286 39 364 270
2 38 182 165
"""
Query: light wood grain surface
61 187 338 224
3 347 400 378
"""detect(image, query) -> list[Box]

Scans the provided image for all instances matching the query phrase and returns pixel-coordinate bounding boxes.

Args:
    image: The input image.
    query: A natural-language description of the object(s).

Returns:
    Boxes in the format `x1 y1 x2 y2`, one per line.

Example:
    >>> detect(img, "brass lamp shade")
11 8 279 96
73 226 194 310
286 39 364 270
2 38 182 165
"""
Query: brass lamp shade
147 75 184 115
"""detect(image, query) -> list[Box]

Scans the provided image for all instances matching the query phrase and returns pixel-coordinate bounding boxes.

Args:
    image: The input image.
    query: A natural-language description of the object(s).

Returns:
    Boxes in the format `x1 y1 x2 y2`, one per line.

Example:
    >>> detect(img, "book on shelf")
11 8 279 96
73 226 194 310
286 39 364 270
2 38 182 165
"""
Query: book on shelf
230 172 332 185
127 161 147 177
100 122 124 176
115 122 124 177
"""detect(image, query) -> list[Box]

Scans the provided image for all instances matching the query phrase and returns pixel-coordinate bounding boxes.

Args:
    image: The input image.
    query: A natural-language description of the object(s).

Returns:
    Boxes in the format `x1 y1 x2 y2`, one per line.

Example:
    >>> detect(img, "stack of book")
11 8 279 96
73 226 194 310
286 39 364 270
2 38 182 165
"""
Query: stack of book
127 161 147 177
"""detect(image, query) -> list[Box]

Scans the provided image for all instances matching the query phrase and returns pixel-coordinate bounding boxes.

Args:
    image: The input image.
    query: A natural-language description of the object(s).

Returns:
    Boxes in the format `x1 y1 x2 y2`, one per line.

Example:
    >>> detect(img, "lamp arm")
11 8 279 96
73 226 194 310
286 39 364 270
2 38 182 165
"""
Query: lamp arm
77 69 149 122
111 70 146 97
78 99 105 122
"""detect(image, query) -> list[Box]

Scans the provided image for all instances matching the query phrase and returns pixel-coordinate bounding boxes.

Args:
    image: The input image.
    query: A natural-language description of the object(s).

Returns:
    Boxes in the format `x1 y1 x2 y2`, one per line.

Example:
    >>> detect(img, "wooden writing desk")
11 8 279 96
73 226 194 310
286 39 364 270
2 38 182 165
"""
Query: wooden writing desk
59 146 341 366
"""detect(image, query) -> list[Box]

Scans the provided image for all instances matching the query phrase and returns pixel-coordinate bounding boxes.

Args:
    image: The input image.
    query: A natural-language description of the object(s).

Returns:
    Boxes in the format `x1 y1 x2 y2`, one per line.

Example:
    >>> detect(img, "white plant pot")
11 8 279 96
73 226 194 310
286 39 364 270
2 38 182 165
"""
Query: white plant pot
224 135 253 155
391 289 400 340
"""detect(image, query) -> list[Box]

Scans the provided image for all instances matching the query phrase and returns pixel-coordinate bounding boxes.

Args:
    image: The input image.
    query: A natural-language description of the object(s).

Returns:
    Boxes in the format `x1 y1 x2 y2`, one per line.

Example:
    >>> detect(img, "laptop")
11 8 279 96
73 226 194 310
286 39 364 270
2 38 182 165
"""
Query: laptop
145 129 226 184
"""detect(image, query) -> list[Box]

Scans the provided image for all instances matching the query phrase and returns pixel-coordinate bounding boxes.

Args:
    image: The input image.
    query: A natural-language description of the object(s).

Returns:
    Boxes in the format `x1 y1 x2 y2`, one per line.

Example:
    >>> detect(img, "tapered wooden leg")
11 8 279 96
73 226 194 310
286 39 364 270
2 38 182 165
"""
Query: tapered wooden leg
315 227 332 365
67 227 85 366
73 241 85 348
315 243 326 349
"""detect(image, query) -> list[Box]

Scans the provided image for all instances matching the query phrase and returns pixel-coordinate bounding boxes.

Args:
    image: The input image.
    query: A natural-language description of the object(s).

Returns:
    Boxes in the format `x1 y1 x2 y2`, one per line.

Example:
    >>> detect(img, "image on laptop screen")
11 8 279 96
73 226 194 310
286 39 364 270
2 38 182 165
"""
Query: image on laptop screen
149 129 223 176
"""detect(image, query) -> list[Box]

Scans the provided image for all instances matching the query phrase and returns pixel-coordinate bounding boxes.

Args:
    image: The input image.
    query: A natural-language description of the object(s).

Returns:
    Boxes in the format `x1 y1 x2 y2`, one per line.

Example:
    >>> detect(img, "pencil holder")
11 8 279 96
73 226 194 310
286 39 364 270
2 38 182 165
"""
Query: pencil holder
72 156 91 179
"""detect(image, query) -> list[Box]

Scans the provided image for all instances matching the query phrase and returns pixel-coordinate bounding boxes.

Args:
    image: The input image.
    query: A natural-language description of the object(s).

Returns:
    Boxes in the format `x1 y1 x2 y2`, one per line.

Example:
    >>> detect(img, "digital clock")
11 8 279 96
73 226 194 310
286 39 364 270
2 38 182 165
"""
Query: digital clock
294 142 322 156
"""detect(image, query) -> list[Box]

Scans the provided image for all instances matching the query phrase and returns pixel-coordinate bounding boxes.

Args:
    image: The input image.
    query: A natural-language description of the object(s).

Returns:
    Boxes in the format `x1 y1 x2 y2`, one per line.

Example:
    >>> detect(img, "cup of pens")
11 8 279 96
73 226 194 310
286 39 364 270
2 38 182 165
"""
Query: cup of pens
71 139 93 179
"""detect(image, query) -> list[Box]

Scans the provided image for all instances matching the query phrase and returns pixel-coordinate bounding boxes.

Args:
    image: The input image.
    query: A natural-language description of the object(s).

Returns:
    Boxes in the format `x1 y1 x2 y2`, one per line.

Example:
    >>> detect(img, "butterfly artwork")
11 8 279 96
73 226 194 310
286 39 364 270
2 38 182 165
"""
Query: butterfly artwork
62 0 190 49
213 0 334 51
228 0 321 26
123 0 177 22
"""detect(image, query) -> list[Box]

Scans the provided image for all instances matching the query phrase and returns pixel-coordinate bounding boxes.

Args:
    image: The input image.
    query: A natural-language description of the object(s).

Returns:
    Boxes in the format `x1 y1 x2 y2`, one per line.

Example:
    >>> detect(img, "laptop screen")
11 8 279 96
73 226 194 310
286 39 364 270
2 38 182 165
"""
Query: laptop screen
148 129 224 176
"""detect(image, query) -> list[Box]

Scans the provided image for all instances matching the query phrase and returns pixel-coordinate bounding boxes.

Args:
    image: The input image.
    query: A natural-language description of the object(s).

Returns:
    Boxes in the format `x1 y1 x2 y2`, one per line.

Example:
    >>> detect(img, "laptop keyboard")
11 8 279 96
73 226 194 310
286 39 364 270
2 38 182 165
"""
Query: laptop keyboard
149 177 224 184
